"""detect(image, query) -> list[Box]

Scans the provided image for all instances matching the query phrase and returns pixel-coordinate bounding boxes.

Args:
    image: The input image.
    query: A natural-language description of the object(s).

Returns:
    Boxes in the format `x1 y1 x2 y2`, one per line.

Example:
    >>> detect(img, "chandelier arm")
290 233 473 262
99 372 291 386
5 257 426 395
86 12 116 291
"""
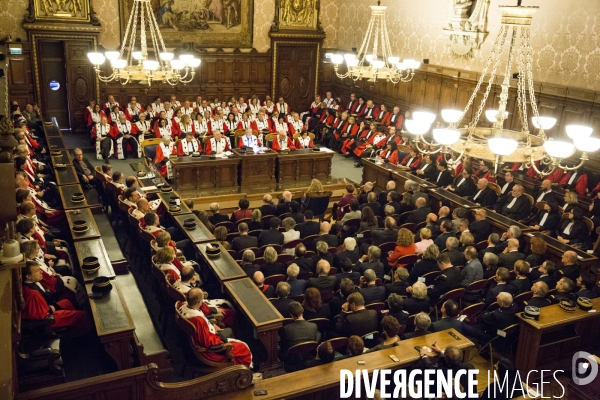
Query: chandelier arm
557 156 588 172
140 1 147 58
525 28 542 125
494 26 518 131
414 140 442 155
147 1 168 53
528 156 557 177
126 3 140 67
381 16 393 64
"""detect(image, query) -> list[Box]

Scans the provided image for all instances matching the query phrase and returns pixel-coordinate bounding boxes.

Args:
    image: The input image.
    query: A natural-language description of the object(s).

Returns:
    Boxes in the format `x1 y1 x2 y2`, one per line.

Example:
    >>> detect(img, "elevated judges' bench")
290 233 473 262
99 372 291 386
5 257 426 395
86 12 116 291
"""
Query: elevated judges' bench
171 155 240 192
210 329 473 400
515 297 600 380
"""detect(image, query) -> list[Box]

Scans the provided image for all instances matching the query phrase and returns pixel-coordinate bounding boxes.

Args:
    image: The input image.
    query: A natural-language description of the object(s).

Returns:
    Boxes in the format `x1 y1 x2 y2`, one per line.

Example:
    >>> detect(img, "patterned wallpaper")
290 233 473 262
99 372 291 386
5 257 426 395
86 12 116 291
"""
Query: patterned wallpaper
320 0 340 49
93 0 120 49
253 0 275 53
325 0 600 91
0 0 28 41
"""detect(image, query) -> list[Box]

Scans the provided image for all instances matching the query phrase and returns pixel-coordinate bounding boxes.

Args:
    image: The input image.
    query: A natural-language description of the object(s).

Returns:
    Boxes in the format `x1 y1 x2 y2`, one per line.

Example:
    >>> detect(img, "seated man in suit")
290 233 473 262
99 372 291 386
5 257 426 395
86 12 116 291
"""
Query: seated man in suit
208 202 229 225
575 272 599 299
308 260 337 293
333 237 360 268
359 269 386 304
402 312 432 339
271 282 295 317
419 344 477 395
431 299 464 333
469 178 498 208
371 217 398 246
431 160 454 187
315 221 339 248
334 292 378 337
495 184 530 221
524 281 552 308
253 271 276 298
470 208 493 243
423 252 463 304
484 267 516 306
533 179 557 207
478 233 502 260
359 191 382 216
385 266 410 296
286 243 314 275
355 245 384 279
533 261 556 289
553 251 581 282
462 292 518 345
414 154 436 180
445 237 466 267
258 194 277 217
231 223 259 254
296 210 321 239
434 219 454 251
286 264 307 297
335 258 361 289
406 197 431 225
258 217 284 247
415 213 440 242
240 250 261 278
276 191 293 216
497 238 525 268
279 301 319 371
551 277 576 303
73 148 99 190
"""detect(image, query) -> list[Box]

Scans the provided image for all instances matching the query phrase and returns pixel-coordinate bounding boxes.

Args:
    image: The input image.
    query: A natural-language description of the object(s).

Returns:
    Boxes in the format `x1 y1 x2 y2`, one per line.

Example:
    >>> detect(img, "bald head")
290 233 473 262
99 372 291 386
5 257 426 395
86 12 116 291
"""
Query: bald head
386 181 396 190
507 238 519 251
316 259 331 276
282 191 292 202
253 271 265 286
541 179 552 191
564 251 577 264
415 197 426 208
263 194 272 204
477 178 488 190
320 221 331 234
439 206 450 218
426 213 437 224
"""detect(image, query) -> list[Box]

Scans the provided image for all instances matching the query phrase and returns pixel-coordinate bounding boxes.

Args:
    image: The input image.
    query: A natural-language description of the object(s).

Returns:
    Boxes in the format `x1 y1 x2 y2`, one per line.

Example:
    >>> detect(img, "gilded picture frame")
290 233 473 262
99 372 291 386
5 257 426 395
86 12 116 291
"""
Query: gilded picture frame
119 0 254 48
272 0 321 31
28 0 91 22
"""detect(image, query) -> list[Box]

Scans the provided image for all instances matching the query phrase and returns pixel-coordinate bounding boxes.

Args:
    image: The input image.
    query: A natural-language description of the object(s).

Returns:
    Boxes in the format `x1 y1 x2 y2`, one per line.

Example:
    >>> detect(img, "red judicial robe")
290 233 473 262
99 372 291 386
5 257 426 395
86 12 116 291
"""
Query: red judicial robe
176 138 202 156
271 136 296 151
474 169 497 183
154 142 175 179
362 106 379 120
295 136 313 149
401 154 422 169
353 130 379 157
384 112 403 129
205 137 231 155
125 104 144 121
379 148 399 164
22 284 89 333
251 118 270 133
339 124 362 153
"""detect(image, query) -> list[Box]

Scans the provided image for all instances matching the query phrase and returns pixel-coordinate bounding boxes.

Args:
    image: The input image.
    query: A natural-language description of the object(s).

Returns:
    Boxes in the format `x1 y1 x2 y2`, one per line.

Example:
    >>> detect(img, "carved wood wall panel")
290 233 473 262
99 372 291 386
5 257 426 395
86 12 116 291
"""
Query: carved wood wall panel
7 43 36 109
273 44 318 111
65 40 97 133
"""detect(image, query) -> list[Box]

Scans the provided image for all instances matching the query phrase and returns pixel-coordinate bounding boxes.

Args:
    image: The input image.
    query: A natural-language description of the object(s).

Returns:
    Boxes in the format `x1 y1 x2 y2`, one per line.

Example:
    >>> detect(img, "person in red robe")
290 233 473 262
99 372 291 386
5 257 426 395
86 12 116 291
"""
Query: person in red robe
21 262 91 335
474 160 497 183
179 289 252 367
383 106 404 130
294 131 314 149
340 119 365 154
272 130 296 151
124 97 145 121
378 142 400 165
154 135 176 179
177 131 203 156
204 130 231 155
351 122 378 158
238 129 262 148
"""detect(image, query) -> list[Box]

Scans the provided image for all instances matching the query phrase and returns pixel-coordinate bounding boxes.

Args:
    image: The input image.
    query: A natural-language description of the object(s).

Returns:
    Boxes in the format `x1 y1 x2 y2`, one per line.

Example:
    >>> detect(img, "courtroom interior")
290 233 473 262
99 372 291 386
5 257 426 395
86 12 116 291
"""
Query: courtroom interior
2 0 600 399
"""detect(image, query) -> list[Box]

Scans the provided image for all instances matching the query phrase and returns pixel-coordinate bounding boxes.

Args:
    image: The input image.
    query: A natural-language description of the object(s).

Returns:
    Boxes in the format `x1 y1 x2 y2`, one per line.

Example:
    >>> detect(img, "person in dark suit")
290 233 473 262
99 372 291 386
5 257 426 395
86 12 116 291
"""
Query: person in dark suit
333 237 360 268
550 277 576 304
524 281 552 308
529 201 561 232
484 267 516 306
271 282 295 317
386 293 409 325
575 272 599 299
403 282 431 315
431 300 464 333
258 217 284 247
415 154 436 180
286 263 307 297
231 223 258 254
354 246 384 279
385 267 410 296
296 211 320 238
333 292 378 337
446 167 476 197
289 201 304 224
253 271 276 298
208 202 229 225
358 182 374 204
406 197 431 224
553 251 581 282
478 233 502 260
469 178 498 208
497 239 525 268
470 208 493 243
72 148 99 189
378 181 397 208
359 191 382 217
258 194 277 218
408 244 440 285
462 292 519 345
497 170 516 205
371 217 398 246
240 250 261 278
285 243 315 275
261 246 284 277
384 191 403 216
402 312 432 339
307 260 337 293
335 258 360 289
434 220 453 251
431 160 454 187
419 344 477 395
424 252 463 303
533 179 558 207
315 221 339 248
302 287 331 320
495 184 530 221
276 191 293 216
445 237 466 267
359 269 386 304
533 261 556 289
330 278 357 319
279 301 319 371
415 213 440 242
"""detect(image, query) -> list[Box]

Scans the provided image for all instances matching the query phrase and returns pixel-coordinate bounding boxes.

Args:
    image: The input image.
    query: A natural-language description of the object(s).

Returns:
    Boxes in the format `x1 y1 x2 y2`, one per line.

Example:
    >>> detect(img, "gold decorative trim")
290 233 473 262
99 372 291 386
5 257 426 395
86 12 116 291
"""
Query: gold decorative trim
23 23 102 32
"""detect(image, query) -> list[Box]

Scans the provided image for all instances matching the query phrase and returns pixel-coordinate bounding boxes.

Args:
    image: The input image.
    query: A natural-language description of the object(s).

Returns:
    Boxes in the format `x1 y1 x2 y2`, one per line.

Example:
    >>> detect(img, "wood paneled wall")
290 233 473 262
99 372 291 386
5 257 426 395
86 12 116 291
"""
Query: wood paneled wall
7 42 36 109
319 53 600 168
99 51 272 109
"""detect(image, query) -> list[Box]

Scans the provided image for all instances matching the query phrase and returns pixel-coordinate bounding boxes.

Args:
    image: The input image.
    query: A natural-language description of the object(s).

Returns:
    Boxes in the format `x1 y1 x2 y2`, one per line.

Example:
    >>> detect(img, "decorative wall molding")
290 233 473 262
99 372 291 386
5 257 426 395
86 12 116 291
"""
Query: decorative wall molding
442 0 490 58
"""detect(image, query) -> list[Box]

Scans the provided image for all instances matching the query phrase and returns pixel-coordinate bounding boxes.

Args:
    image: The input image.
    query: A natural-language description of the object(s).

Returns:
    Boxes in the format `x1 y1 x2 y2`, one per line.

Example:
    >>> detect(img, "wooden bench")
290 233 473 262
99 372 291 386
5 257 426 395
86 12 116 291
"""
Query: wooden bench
93 213 128 274
117 273 172 374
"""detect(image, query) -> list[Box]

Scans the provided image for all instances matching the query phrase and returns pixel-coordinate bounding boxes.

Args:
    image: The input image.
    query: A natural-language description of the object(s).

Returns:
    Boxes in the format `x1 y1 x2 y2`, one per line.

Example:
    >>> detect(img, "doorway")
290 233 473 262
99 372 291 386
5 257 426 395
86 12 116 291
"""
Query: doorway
273 43 319 112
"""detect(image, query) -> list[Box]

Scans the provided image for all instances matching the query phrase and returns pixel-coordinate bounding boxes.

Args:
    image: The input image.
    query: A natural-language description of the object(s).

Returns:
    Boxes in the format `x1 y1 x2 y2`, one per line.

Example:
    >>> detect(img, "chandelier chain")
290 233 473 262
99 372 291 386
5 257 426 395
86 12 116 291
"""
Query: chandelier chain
516 27 529 135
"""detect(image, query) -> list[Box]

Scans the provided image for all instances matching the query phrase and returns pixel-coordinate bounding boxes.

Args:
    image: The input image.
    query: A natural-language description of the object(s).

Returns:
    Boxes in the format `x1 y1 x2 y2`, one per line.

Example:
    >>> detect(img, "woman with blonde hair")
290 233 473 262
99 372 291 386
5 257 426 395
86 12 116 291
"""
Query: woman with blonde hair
306 178 324 194
409 244 439 284
458 231 474 250
214 226 230 250
404 281 431 315
249 208 263 231
154 246 180 281
261 246 283 277
387 228 416 266
562 190 578 213
414 228 433 255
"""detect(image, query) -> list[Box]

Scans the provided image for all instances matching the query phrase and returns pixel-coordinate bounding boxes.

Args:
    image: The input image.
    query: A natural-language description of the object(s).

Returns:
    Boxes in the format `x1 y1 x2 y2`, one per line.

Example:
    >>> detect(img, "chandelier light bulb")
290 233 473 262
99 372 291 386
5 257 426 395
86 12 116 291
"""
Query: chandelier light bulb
365 54 374 62
441 109 463 124
87 52 106 65
132 51 143 60
485 109 509 123
531 116 557 130
488 137 518 156
179 54 194 62
405 119 431 135
404 59 420 69
347 58 359 67
344 53 356 62
566 125 593 140
433 129 461 145
170 59 185 70
412 111 437 126
142 60 160 71
396 62 407 70
104 51 120 61
111 59 127 69
186 58 201 68
574 137 600 152
159 52 174 61
544 140 575 159
372 60 385 69
387 56 400 64
331 54 344 64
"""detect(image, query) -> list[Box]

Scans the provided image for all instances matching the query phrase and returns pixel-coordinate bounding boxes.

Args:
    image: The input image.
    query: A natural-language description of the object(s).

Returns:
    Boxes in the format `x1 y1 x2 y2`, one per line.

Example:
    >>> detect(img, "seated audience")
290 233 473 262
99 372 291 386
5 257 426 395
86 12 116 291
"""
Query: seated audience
497 238 525 268
386 293 409 325
431 300 463 333
403 281 431 315
262 246 284 277
230 197 252 223
462 292 518 345
288 243 314 275
387 228 416 266
231 222 258 253
241 250 261 278
208 202 229 225
367 315 401 352
313 240 334 267
533 261 556 288
551 277 576 303
297 211 320 238
355 245 384 278
271 282 295 317
304 341 336 368
253 271 276 298
282 217 300 253
575 272 599 299
510 260 532 295
485 267 516 306
385 267 410 296
258 217 284 247
308 260 336 293
525 281 552 308
214 226 230 250
316 221 339 248
408 244 440 285
334 292 378 337
359 269 386 304
402 312 432 339
302 287 331 320
286 264 307 297
333 237 360 267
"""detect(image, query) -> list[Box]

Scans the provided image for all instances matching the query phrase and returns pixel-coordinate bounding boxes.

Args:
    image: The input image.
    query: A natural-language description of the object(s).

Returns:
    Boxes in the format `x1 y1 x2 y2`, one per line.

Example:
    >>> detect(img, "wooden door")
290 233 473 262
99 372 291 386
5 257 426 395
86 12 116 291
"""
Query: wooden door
38 41 70 129
65 40 97 134
274 44 317 112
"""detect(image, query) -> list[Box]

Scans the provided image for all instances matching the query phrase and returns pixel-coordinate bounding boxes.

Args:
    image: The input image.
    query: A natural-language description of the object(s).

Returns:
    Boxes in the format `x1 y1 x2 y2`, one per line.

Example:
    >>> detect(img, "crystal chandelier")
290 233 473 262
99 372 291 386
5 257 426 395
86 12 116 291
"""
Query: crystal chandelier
406 1 599 176
329 1 420 83
86 0 200 86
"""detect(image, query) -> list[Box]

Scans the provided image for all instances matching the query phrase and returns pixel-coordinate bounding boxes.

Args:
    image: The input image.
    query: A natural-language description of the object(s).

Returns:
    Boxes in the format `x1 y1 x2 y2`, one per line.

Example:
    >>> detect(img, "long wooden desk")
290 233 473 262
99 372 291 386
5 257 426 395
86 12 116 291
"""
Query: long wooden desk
515 297 600 380
196 242 246 284
86 279 135 371
361 159 437 193
156 190 193 216
210 328 473 400
232 149 277 190
173 214 216 244
50 151 71 167
523 231 597 271
55 165 80 186
223 278 284 372
171 155 239 192
42 121 61 137
428 188 480 213
58 184 89 210
47 136 67 151
74 239 116 283
66 208 101 241
276 148 334 185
